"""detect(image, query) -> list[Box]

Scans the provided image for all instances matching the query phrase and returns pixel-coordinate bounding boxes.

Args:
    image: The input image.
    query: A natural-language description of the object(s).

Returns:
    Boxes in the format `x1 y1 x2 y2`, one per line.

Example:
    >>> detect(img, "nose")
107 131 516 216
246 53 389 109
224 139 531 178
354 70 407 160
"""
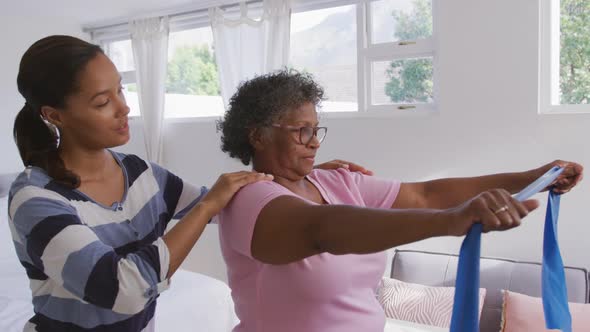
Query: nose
307 134 321 149
115 93 130 117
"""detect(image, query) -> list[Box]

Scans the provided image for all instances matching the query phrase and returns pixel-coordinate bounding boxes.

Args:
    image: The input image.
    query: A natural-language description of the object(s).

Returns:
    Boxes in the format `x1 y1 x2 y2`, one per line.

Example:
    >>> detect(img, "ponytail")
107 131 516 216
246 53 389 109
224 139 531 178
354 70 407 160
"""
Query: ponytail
13 102 79 188
14 35 102 189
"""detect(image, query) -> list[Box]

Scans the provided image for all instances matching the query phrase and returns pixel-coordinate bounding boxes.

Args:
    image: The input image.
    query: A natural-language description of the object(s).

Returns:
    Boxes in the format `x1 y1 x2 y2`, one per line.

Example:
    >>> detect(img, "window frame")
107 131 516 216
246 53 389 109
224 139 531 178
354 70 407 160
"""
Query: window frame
539 0 590 114
93 0 439 121
357 0 437 116
291 0 439 118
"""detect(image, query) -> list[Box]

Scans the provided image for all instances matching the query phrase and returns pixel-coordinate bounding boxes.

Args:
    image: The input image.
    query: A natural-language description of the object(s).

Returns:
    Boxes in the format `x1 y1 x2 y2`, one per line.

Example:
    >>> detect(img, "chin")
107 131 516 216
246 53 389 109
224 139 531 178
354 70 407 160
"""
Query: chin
108 137 130 148
300 165 314 176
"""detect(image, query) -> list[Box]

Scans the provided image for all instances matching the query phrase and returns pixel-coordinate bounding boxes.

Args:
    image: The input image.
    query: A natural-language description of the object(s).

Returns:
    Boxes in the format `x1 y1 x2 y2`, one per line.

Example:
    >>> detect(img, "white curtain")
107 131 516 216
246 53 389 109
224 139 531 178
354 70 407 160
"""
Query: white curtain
130 17 169 164
209 0 291 106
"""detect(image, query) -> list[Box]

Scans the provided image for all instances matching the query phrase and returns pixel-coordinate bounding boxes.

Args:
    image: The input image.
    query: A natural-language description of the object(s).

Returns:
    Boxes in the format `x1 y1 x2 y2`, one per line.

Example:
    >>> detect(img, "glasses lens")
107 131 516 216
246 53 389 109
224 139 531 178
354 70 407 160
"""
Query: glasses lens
316 127 327 143
301 127 328 144
300 127 313 144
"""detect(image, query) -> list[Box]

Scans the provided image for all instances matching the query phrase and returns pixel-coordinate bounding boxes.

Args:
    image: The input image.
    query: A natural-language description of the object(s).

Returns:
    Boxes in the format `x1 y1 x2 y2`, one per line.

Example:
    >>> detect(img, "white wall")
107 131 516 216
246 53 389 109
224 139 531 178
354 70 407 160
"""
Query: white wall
160 0 590 282
0 15 87 173
0 14 147 171
2 0 589 283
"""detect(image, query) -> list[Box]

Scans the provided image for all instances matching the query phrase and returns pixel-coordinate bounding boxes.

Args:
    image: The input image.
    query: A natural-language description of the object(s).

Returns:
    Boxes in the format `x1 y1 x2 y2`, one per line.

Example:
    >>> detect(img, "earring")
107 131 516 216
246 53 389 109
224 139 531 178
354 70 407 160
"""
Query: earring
43 120 61 148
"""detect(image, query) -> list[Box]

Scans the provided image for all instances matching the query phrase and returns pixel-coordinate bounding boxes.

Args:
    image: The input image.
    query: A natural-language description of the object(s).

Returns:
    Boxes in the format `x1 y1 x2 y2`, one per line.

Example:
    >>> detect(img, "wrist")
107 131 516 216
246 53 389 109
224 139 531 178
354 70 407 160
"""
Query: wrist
523 165 548 188
431 209 453 237
195 200 219 219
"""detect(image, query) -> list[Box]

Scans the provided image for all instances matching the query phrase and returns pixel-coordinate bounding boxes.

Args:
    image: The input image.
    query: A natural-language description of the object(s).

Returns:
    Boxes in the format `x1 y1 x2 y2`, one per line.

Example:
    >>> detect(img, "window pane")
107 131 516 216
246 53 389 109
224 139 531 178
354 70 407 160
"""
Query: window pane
560 0 589 105
370 0 432 44
165 27 224 118
123 83 140 117
290 5 357 112
371 57 433 105
106 40 135 72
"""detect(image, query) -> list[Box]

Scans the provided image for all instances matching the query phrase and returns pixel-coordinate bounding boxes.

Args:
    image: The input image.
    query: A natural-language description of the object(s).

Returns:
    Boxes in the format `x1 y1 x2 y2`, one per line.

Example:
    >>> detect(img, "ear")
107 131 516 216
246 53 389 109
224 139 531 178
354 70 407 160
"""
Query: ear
40 106 63 127
248 127 268 151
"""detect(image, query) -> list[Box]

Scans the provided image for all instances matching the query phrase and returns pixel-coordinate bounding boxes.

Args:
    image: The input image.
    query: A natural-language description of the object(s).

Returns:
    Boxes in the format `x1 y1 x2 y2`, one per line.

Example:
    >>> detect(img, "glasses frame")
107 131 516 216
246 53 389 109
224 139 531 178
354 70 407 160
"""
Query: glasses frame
270 124 328 145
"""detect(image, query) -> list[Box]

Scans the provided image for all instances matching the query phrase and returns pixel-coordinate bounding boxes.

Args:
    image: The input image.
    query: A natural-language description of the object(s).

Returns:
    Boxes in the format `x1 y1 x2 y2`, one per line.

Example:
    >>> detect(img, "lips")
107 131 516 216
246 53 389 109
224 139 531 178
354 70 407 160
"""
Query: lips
116 120 129 132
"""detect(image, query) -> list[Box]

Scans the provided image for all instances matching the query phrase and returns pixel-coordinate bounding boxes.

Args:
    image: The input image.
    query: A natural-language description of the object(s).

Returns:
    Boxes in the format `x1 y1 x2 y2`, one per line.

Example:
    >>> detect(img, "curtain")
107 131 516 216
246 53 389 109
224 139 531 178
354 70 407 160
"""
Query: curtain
130 17 169 164
209 0 291 106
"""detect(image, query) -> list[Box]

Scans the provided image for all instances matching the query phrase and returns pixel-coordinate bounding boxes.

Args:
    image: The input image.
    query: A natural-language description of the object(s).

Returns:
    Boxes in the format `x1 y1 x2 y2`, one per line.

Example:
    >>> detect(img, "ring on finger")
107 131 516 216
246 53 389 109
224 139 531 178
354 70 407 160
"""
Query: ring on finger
492 205 509 214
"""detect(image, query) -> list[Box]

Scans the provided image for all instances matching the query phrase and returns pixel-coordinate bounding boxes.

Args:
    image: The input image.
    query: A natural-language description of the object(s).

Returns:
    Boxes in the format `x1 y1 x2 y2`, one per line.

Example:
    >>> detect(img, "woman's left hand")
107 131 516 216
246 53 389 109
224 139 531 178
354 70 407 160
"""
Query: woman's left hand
538 160 584 194
314 159 374 175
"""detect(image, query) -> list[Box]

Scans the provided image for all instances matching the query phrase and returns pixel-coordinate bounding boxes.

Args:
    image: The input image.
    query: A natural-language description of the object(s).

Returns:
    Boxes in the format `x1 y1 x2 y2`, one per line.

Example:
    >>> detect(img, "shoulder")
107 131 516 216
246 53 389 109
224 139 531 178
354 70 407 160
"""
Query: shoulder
232 180 291 203
221 180 294 220
9 167 64 202
8 168 73 220
10 167 52 194
308 168 360 185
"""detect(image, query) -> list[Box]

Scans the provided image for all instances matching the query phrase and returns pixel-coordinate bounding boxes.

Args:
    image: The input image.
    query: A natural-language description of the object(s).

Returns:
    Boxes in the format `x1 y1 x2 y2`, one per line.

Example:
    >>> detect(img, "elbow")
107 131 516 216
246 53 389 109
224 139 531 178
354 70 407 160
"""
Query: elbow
110 258 168 314
109 286 161 315
82 253 167 314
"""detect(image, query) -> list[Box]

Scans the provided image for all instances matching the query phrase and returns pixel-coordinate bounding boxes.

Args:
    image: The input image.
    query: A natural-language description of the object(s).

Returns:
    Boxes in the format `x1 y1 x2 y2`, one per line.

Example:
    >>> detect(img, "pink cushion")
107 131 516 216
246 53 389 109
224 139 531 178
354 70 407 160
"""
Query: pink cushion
377 277 486 328
501 290 590 332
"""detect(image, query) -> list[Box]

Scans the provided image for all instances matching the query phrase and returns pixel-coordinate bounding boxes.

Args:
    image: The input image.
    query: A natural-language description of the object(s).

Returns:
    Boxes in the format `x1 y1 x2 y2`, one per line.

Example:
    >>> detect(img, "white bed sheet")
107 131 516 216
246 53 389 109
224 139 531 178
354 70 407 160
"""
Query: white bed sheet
0 196 237 332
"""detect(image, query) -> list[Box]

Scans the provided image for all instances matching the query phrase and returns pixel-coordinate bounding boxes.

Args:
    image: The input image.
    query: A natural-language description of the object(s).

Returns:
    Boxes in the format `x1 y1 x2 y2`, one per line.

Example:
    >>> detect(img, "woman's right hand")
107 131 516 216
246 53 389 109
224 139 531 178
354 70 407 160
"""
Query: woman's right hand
443 189 540 236
199 171 274 216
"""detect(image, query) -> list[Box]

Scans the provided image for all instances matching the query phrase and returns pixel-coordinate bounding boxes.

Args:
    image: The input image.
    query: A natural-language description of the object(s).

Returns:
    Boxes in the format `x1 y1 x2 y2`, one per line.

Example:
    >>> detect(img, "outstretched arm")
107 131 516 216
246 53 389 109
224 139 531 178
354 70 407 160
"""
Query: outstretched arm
392 160 583 210
251 189 539 265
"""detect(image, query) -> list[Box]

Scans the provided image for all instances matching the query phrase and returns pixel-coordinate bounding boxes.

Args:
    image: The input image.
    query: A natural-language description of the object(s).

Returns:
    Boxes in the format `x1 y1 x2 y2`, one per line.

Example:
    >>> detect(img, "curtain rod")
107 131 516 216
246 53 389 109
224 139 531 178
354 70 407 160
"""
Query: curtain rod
82 0 262 33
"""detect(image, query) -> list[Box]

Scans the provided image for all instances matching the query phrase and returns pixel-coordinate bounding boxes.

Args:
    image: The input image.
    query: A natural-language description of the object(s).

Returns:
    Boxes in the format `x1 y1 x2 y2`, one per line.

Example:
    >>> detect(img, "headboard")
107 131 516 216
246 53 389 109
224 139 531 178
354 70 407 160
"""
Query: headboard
390 249 589 332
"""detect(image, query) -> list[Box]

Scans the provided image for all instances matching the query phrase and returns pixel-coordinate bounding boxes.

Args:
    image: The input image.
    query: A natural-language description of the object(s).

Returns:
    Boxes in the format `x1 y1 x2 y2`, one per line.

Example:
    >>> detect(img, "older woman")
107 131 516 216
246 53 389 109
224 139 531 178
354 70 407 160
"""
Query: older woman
216 70 582 332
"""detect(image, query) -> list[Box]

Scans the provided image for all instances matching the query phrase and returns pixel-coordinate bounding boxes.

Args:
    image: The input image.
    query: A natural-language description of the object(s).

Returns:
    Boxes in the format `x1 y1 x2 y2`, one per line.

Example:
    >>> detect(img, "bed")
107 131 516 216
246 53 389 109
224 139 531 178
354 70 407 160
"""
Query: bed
0 172 238 332
389 249 589 332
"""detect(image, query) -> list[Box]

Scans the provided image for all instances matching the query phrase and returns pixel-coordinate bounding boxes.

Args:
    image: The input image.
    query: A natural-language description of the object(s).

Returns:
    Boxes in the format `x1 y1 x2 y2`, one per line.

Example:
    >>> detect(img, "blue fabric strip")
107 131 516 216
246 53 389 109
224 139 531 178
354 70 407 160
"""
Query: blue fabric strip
449 223 482 332
450 189 572 332
542 191 572 332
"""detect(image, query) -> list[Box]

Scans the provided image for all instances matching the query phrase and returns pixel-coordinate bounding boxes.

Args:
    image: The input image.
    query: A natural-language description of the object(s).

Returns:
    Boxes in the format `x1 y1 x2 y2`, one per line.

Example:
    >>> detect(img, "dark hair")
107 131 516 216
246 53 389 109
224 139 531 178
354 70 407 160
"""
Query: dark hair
14 35 104 188
218 69 324 165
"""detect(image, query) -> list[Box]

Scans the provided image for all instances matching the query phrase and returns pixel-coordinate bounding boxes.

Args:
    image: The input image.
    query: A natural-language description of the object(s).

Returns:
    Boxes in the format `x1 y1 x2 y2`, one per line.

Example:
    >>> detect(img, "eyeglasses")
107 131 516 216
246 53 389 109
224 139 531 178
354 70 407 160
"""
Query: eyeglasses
271 124 328 145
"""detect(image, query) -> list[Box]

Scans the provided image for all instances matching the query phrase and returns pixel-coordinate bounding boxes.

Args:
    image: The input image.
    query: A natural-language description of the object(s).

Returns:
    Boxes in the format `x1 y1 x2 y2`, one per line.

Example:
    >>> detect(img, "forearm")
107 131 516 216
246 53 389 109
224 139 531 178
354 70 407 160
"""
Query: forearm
163 202 216 278
308 205 448 256
422 168 542 209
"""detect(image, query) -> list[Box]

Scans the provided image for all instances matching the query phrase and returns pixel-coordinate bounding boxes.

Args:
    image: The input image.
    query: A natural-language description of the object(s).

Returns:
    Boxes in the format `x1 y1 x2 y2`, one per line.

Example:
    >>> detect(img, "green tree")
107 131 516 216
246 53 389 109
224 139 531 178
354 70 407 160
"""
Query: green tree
384 0 433 103
166 45 220 95
560 0 590 104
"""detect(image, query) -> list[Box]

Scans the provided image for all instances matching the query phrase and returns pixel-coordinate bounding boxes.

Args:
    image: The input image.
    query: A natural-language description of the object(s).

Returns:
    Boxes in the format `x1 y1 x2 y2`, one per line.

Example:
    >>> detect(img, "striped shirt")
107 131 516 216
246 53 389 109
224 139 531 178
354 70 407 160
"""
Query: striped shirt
7 151 206 332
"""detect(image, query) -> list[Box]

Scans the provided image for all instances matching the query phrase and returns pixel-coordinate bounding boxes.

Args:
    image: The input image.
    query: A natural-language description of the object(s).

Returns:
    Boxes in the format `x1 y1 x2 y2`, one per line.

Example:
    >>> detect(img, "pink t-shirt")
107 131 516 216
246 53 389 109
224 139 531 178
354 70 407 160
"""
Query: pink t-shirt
218 168 401 332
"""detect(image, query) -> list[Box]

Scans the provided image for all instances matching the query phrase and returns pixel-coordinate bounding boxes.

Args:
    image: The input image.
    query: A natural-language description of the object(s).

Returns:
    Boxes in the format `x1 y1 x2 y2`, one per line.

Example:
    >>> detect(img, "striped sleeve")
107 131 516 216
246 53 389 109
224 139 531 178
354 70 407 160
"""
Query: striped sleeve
9 186 170 315
149 162 209 220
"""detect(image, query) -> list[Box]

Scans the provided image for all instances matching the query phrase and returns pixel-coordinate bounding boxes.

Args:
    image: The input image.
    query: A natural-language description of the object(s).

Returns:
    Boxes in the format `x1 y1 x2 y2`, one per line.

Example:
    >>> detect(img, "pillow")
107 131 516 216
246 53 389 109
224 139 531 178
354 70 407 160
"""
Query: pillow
377 277 486 328
501 290 590 332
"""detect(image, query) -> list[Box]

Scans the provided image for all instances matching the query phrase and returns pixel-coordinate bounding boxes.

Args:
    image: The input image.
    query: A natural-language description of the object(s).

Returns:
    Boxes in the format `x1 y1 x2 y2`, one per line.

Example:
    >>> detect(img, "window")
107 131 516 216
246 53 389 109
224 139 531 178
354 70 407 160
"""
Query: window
540 0 590 113
290 5 358 112
361 0 435 112
104 27 223 119
103 40 140 117
98 0 437 119
165 27 224 118
290 0 436 114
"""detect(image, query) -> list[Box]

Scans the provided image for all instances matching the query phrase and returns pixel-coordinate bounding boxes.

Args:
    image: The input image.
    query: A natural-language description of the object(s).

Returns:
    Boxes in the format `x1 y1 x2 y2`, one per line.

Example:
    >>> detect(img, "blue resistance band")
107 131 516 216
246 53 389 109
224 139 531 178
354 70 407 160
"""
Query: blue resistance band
449 166 572 332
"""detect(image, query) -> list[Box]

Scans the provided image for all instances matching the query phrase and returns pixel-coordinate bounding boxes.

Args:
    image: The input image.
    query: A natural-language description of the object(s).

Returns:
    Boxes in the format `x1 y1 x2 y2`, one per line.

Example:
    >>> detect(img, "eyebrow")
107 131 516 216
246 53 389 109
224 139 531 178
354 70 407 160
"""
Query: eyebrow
89 76 122 102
